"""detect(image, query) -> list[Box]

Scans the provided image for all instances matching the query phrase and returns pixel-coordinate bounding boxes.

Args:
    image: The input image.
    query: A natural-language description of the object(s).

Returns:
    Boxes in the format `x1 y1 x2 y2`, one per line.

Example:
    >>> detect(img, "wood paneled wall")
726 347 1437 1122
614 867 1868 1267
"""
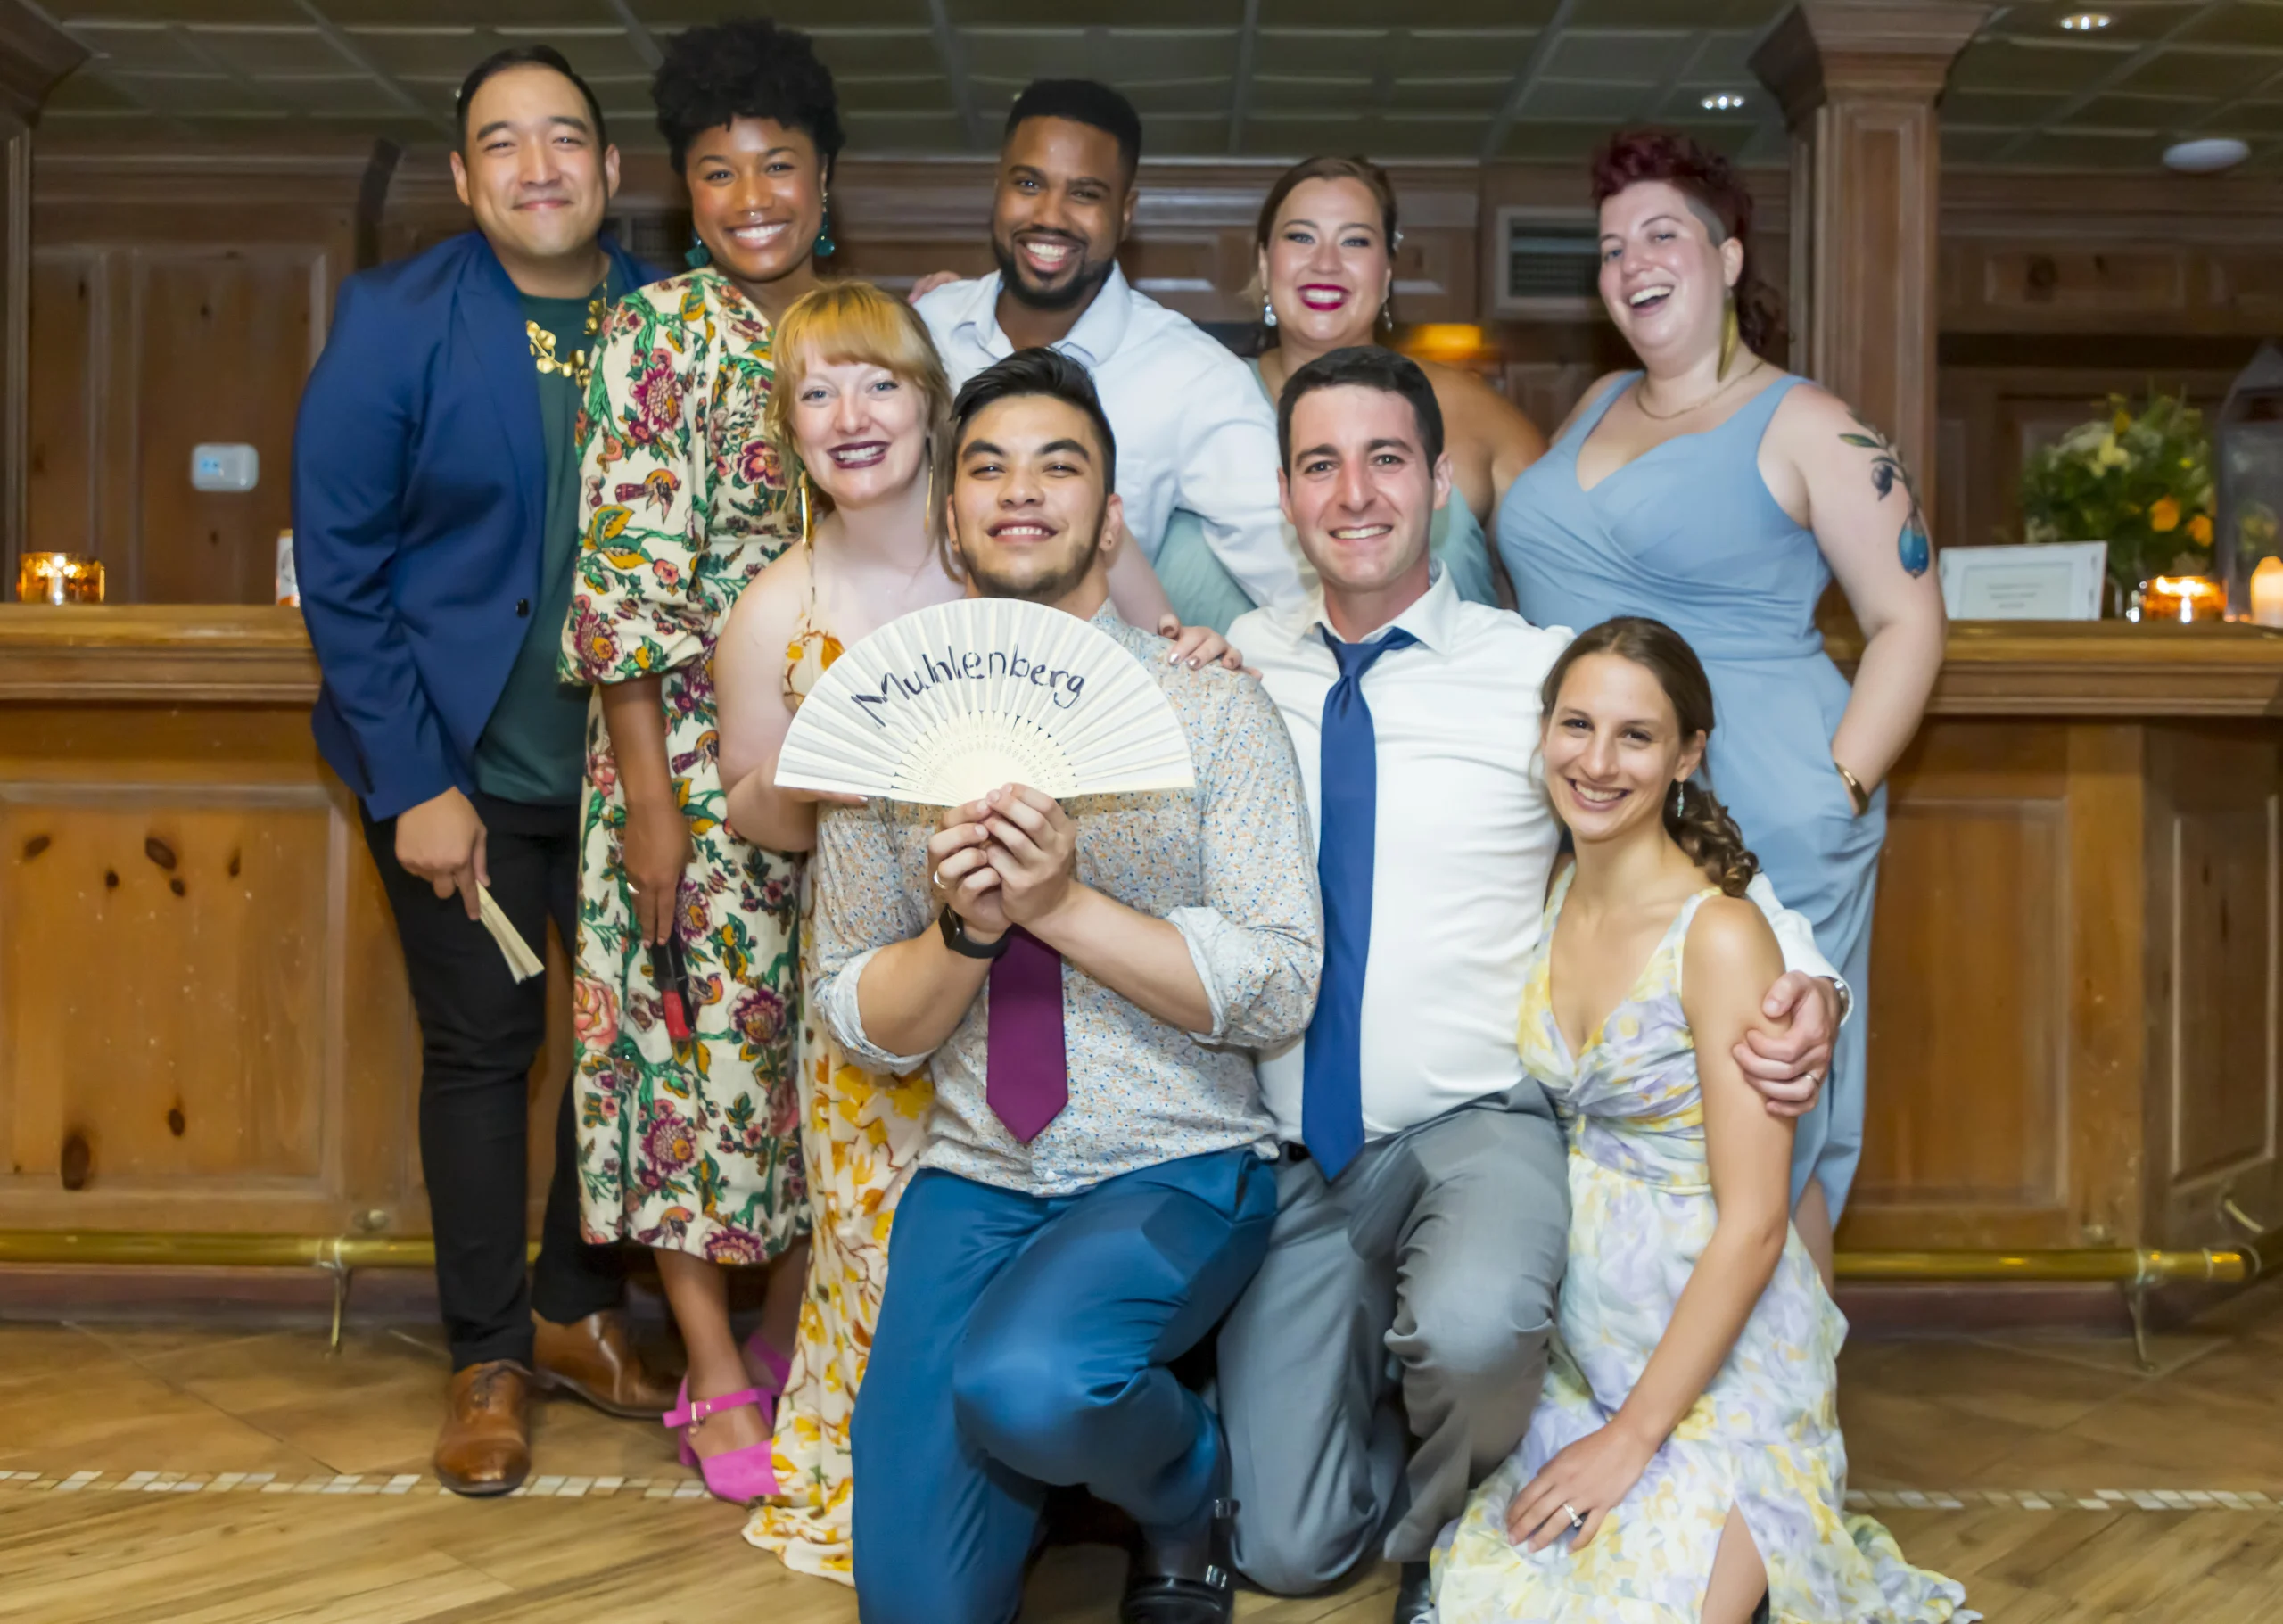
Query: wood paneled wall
24 144 390 606
28 140 2283 605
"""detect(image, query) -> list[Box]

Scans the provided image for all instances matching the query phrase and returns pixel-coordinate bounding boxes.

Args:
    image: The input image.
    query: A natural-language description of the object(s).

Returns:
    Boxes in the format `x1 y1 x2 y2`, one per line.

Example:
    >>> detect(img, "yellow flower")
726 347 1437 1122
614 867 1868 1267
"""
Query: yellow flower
2151 496 2181 532
2095 433 2129 470
2188 513 2213 545
2114 408 2132 435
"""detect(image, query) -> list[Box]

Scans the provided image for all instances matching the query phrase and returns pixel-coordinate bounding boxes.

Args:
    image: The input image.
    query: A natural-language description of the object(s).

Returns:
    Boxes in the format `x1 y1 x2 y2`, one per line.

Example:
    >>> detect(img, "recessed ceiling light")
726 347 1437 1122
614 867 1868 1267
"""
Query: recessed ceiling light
2163 136 2250 173
2058 11 2112 29
1700 93 1747 111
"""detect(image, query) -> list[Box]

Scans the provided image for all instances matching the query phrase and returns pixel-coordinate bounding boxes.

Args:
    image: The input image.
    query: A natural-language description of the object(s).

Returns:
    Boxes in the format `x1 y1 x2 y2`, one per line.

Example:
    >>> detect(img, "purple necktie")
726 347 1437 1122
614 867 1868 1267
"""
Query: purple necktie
986 927 1067 1143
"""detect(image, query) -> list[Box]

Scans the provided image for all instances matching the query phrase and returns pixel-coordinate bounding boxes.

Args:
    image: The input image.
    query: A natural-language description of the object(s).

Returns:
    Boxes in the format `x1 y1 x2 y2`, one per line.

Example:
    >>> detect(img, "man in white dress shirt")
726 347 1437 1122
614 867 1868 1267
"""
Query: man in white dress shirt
1216 348 1841 1624
913 78 1306 619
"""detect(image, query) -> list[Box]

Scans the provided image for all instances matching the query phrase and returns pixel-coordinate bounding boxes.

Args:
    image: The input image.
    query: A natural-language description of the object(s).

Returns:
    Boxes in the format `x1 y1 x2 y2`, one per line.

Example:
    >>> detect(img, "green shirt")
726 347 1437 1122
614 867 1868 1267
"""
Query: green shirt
472 273 621 806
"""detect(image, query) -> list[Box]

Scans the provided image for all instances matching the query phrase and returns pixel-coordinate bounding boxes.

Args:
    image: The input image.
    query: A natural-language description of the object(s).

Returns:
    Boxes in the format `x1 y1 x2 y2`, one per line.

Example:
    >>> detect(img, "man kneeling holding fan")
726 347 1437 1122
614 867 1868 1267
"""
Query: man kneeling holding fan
796 348 1323 1624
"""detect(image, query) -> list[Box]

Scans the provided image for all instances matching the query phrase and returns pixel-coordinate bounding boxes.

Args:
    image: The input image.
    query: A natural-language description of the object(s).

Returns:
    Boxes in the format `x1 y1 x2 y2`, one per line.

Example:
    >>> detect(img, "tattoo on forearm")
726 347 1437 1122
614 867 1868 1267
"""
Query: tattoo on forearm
1840 418 1930 577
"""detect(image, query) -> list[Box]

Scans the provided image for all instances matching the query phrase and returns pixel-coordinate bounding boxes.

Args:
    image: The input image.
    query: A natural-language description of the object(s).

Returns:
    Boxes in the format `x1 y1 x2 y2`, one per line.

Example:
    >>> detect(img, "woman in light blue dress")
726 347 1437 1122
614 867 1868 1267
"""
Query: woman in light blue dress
1432 617 1971 1624
1496 131 1946 1279
1156 155 1543 631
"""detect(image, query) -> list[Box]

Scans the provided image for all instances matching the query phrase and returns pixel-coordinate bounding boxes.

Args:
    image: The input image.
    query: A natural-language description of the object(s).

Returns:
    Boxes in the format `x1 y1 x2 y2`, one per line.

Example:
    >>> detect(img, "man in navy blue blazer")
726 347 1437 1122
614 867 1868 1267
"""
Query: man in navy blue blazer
293 45 672 1496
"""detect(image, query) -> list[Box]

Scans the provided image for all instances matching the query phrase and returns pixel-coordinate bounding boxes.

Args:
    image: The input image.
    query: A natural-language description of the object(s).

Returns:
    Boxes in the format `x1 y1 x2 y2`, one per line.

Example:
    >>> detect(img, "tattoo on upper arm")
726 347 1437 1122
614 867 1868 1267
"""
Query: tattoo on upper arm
1841 417 1931 577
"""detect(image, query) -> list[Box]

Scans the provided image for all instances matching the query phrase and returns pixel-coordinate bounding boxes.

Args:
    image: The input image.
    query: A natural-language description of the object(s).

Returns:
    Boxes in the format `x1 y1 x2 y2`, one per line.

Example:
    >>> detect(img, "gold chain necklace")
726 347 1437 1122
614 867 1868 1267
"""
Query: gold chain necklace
1631 357 1765 423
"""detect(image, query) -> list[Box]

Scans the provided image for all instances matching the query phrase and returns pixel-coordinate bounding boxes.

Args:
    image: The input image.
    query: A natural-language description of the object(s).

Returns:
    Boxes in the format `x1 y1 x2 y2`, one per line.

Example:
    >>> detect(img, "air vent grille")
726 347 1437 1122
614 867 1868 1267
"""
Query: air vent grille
1493 210 1603 317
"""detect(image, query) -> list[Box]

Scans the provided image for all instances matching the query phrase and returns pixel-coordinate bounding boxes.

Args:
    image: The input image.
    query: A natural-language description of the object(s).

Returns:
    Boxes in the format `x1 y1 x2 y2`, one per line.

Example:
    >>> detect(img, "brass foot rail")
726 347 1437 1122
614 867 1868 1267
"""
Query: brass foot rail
3 1232 2276 1359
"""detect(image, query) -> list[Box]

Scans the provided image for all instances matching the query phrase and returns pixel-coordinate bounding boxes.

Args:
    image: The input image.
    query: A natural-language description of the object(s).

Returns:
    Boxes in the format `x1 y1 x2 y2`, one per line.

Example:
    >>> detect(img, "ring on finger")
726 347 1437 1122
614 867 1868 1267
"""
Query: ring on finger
932 866 945 889
1562 1503 1584 1531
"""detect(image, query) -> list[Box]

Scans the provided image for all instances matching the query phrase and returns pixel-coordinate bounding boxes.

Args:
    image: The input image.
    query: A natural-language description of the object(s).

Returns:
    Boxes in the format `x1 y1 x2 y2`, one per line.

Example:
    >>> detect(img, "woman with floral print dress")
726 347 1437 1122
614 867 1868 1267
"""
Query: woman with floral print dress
559 18 844 1506
1431 620 1969 1624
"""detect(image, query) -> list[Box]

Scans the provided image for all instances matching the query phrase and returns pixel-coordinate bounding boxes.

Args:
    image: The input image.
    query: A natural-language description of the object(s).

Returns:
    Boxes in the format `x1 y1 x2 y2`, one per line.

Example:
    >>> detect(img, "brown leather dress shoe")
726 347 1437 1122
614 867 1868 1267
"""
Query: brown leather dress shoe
532 1309 679 1419
434 1359 532 1497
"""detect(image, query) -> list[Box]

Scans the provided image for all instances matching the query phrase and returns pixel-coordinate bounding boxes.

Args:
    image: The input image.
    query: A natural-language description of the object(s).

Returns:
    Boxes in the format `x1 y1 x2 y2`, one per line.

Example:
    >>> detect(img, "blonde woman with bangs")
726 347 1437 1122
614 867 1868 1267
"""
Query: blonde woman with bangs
715 280 1236 1579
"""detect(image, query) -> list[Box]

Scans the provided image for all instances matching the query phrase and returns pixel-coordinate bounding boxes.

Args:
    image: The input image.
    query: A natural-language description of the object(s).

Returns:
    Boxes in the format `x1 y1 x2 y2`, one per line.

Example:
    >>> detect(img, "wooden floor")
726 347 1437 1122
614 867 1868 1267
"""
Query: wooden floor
6 1280 2283 1621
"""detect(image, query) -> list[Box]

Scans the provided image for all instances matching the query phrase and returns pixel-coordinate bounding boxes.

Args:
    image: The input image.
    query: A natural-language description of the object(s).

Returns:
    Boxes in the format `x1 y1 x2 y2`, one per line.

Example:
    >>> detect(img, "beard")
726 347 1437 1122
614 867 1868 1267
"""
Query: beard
992 232 1117 314
959 511 1107 606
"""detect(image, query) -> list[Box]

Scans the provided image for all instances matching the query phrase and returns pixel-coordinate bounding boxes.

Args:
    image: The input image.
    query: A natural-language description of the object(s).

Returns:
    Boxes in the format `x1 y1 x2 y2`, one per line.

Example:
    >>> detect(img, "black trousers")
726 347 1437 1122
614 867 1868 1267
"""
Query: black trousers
360 792 622 1370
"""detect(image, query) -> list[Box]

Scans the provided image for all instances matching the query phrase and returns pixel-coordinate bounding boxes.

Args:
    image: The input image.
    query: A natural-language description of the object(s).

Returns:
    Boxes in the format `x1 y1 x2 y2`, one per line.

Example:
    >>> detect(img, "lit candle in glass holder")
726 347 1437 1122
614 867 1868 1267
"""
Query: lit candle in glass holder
15 553 105 605
2253 556 2283 627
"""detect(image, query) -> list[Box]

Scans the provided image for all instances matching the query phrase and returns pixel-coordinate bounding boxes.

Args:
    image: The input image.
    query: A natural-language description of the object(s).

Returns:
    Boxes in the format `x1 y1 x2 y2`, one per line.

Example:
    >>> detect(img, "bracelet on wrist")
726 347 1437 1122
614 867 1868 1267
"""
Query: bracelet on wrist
1834 760 1871 817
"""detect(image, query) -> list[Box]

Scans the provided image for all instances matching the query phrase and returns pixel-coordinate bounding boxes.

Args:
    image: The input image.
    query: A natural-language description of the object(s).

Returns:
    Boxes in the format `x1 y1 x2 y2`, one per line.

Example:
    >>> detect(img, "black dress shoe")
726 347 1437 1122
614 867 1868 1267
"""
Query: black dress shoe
1118 1496 1238 1624
1391 1559 1435 1623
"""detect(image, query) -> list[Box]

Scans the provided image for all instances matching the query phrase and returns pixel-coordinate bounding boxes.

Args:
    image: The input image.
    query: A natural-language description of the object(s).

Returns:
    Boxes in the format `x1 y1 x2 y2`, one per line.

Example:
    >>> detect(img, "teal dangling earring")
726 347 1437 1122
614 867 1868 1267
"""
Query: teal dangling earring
815 192 837 259
684 232 711 269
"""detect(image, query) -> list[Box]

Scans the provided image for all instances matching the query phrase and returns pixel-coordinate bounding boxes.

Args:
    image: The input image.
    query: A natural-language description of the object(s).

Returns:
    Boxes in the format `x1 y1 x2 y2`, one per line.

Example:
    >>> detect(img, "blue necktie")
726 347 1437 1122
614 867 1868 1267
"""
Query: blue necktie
1302 625 1417 1180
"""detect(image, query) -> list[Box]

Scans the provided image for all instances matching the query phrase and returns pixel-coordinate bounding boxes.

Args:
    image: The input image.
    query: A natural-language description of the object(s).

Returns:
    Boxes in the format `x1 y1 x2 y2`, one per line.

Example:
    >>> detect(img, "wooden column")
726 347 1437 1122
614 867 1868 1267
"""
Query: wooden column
1751 1 1988 507
0 3 86 585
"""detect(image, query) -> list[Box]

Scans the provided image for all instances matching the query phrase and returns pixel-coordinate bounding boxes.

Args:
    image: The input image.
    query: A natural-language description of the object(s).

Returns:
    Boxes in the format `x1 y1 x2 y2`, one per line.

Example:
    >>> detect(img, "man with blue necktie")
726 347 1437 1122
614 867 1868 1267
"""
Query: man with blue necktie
1218 349 1845 1623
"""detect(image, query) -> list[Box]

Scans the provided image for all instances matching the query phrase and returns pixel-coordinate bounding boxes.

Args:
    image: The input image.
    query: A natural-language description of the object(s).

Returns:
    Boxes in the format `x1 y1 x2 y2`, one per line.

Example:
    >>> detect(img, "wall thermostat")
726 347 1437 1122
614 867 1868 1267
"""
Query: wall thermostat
191 443 260 492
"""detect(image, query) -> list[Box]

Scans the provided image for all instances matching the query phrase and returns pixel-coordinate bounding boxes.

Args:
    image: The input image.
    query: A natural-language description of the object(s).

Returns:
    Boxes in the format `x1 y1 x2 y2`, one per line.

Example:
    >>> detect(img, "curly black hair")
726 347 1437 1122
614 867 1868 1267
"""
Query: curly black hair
652 18 844 174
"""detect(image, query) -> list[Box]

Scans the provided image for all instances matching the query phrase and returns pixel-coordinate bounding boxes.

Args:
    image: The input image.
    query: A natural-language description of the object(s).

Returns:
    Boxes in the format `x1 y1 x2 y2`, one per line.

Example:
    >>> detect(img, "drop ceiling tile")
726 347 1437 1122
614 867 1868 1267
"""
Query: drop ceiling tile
56 24 199 74
1254 30 1397 78
264 75 437 118
45 0 303 21
1949 37 2136 94
798 31 943 78
1582 0 1787 26
2175 3 2283 50
1985 3 2205 49
1384 78 1512 114
2113 45 2283 97
2200 98 2283 133
1544 29 1697 84
1661 87 1764 122
2069 89 2221 128
179 26 347 77
1248 74 1374 111
1686 29 1775 80
315 2 606 23
1521 78 1664 122
836 77 959 116
957 29 1235 84
1400 30 1541 77
949 0 1243 25
104 71 279 117
346 29 515 78
1125 79 1239 117
1262 0 1562 26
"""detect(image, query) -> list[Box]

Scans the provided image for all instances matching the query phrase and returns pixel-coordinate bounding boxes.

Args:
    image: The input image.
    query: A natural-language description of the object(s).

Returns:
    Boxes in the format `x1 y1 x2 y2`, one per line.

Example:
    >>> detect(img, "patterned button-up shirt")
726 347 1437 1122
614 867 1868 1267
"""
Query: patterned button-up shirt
810 605 1324 1197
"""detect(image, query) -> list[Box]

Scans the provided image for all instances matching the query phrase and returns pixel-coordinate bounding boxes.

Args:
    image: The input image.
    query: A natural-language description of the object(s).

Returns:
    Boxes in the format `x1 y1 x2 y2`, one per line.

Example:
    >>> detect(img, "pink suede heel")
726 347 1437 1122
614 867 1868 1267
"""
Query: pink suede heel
662 1380 781 1504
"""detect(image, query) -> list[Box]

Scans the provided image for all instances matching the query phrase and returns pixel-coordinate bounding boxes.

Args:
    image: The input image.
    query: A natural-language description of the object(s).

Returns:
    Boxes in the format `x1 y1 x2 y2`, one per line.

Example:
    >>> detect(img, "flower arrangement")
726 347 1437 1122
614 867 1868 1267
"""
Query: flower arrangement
2020 392 2215 598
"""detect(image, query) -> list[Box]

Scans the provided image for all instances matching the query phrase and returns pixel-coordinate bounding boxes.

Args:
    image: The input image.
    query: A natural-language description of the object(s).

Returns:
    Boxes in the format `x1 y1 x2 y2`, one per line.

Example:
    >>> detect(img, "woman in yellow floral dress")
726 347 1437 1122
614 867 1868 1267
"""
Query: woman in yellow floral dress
559 18 844 1505
712 282 960 1574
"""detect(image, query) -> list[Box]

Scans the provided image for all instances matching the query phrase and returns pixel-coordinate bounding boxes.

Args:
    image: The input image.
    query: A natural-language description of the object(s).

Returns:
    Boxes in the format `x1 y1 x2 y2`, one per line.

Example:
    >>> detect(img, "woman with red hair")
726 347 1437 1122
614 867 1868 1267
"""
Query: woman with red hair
1495 128 1945 1287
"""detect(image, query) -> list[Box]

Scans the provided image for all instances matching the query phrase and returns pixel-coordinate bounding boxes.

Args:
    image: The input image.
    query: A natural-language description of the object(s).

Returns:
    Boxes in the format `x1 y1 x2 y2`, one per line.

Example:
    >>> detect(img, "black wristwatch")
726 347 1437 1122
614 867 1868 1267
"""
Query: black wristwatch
938 905 1011 960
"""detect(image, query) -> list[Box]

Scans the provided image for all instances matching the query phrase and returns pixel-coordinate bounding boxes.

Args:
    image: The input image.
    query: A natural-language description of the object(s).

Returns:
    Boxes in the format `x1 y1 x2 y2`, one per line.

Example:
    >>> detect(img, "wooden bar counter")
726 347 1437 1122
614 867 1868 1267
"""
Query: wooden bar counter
0 607 2278 1276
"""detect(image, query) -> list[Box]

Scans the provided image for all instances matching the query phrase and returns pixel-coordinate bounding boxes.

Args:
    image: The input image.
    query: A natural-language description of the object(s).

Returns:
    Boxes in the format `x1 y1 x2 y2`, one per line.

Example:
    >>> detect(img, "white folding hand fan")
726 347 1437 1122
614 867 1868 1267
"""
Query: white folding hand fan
773 598 1195 805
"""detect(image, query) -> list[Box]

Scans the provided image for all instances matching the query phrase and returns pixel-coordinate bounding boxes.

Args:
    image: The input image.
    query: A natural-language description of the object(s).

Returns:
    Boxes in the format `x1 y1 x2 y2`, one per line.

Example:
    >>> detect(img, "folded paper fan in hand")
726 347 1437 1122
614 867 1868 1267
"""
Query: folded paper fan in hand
773 598 1195 805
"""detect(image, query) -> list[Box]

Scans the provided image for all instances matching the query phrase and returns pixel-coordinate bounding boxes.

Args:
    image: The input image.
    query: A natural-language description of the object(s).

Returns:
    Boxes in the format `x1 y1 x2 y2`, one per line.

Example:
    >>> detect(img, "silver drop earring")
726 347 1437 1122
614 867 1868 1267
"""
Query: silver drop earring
1671 780 1685 820
1263 293 1277 328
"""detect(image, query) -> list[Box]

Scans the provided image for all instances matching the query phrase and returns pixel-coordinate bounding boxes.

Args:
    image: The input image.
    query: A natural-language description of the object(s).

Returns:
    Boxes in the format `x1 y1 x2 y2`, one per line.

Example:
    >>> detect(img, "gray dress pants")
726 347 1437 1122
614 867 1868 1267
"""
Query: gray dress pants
1216 1083 1570 1591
